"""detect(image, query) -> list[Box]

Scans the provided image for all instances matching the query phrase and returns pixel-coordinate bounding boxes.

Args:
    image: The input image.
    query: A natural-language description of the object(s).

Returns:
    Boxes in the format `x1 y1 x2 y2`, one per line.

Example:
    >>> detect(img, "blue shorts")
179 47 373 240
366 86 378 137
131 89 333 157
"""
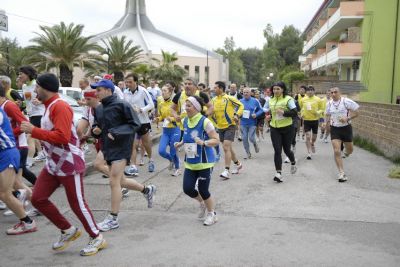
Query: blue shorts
0 148 20 173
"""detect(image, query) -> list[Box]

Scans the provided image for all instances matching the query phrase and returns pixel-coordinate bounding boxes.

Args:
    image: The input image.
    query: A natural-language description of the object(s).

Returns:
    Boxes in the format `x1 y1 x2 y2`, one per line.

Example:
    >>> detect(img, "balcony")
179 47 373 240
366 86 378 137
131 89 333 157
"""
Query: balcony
302 1 364 55
311 42 362 70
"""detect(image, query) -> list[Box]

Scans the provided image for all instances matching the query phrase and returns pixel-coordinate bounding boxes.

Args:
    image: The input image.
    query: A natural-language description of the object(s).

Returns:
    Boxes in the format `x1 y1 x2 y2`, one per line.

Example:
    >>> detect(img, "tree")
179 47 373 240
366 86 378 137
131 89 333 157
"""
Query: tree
238 48 263 86
133 63 151 86
100 36 143 83
275 25 303 66
282 71 306 91
151 50 186 86
28 22 100 86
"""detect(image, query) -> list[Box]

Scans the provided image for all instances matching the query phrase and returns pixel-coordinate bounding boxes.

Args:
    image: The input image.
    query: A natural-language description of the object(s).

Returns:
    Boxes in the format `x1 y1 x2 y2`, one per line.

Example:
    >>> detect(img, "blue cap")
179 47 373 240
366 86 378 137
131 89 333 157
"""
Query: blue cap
90 79 115 93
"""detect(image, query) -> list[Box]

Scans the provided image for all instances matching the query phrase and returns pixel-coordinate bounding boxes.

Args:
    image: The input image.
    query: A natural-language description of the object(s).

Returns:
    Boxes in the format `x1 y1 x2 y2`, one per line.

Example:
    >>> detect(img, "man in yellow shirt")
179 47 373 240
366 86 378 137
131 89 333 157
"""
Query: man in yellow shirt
300 86 324 160
210 81 244 180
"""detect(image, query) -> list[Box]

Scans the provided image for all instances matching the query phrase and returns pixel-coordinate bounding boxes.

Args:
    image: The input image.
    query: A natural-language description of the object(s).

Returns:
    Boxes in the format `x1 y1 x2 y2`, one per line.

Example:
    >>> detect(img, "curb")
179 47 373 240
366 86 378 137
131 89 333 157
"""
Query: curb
84 132 162 176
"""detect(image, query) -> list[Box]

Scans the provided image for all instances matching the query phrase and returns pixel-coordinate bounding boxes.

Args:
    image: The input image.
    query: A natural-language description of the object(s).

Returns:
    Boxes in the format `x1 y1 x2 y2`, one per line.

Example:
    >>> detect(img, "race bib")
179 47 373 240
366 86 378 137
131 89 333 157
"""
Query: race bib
275 112 284 120
306 103 312 111
184 143 197 159
162 119 170 128
242 110 250 119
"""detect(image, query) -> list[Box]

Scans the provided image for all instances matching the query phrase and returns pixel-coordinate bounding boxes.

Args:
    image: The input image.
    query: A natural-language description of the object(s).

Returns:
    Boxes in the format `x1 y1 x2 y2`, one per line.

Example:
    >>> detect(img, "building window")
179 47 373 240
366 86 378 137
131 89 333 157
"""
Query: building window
195 66 200 81
184 65 189 73
346 68 351 81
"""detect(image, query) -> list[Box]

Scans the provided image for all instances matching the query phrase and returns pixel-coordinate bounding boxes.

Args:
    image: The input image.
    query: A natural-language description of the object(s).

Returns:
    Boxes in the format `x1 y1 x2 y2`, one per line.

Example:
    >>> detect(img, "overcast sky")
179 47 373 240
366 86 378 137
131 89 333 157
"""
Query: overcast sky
1 0 322 50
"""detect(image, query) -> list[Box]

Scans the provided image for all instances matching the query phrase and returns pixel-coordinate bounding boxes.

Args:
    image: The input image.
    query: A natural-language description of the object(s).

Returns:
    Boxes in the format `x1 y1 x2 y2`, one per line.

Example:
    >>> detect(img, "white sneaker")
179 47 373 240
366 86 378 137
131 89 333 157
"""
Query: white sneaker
273 172 283 183
171 169 181 177
290 164 297 174
121 188 129 199
52 226 82 251
231 162 243 174
80 234 107 256
198 202 207 220
124 165 138 176
324 138 328 143
306 154 312 160
26 207 41 217
338 172 348 183
34 151 47 162
203 211 218 226
0 200 6 210
220 169 230 180
284 157 290 163
6 220 38 235
97 215 119 232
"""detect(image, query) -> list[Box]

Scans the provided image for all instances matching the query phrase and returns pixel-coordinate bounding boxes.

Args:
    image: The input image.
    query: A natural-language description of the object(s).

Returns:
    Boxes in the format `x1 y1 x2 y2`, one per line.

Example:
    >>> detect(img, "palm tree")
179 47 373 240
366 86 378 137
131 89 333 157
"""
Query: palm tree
100 36 143 83
151 50 186 86
133 63 151 86
28 22 100 86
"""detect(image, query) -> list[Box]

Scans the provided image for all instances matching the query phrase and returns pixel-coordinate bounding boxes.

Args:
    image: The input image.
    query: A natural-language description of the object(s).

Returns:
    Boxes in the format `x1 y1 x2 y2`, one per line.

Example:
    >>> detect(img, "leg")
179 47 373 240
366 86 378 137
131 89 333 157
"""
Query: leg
158 131 172 161
0 167 26 219
331 139 344 173
108 160 126 214
241 125 250 154
270 127 283 171
60 173 99 238
182 169 200 200
197 168 213 211
31 168 72 231
223 140 233 168
141 132 153 160
170 128 181 169
130 139 139 166
282 126 295 163
249 126 257 145
19 148 37 185
343 142 354 156
94 151 109 176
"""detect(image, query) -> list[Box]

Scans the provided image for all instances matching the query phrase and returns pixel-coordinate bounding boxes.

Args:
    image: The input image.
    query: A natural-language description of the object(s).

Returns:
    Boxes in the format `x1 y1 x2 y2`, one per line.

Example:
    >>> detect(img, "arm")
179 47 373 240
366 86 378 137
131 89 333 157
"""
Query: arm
229 96 244 116
283 99 298 117
5 103 28 136
263 100 270 113
31 102 72 144
141 89 155 113
254 100 265 118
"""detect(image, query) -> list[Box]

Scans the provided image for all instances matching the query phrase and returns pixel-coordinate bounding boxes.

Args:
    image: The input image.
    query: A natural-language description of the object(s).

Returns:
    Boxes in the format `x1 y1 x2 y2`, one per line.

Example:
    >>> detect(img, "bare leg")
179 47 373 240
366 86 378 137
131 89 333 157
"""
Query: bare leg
0 168 26 218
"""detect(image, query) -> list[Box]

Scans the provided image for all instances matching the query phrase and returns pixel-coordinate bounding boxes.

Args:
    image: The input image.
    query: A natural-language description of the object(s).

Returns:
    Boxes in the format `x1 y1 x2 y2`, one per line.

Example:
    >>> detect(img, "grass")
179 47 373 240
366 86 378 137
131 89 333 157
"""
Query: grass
353 135 400 178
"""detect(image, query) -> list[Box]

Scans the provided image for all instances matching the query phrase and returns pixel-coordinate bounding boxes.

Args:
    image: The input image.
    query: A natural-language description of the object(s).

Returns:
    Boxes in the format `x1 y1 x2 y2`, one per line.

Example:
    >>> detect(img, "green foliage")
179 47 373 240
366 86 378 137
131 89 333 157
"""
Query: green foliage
151 50 186 86
238 48 263 86
389 166 400 179
28 22 100 86
215 37 246 84
133 64 152 86
281 71 306 91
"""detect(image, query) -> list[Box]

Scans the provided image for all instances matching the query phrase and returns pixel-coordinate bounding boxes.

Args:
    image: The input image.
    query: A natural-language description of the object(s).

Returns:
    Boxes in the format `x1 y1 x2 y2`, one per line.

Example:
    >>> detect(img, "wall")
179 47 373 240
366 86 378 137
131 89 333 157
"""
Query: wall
352 101 400 158
361 0 400 103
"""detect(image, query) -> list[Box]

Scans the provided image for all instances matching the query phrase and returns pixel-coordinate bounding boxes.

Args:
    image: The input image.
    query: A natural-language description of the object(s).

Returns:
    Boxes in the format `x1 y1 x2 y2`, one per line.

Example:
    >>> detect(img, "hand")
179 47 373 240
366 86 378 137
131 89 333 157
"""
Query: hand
339 116 348 123
194 137 204 146
93 126 102 135
233 114 239 123
175 116 182 123
107 133 115 140
251 113 257 119
174 141 182 148
154 117 159 124
77 99 86 106
32 98 41 106
21 121 35 133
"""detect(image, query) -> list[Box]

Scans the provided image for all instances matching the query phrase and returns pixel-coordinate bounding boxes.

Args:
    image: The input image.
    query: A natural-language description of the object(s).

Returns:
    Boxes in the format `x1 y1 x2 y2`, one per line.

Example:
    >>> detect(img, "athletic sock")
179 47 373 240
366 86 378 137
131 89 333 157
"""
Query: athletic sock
20 216 33 224
110 213 118 220
142 186 149 194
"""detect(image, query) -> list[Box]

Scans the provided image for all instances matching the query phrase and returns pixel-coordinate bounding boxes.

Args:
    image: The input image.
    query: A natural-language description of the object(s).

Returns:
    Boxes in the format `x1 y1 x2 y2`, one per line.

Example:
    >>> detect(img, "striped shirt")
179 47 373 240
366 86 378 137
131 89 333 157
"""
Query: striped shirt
0 107 16 150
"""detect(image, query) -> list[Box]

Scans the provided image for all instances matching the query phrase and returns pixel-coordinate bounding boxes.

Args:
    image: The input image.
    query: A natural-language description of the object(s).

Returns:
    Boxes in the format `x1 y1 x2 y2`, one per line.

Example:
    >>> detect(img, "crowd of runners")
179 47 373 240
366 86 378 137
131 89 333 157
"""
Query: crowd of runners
0 65 359 256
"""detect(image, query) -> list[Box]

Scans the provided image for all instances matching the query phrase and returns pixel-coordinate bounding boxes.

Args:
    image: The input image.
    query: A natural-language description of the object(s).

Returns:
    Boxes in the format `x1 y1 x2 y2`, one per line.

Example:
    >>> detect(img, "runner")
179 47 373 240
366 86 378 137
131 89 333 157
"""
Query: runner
0 86 37 235
156 84 181 176
123 73 155 176
321 89 332 143
90 79 156 231
20 73 106 256
299 86 323 160
228 83 243 141
295 85 307 139
239 87 264 159
174 96 220 226
263 81 297 183
325 87 359 182
210 81 244 180
254 89 266 140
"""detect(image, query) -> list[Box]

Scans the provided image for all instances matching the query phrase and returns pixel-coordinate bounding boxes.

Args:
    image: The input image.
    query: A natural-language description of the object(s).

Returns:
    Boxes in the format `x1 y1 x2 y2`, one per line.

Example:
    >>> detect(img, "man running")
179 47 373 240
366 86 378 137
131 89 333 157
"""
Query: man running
325 87 359 182
21 73 106 256
210 81 244 180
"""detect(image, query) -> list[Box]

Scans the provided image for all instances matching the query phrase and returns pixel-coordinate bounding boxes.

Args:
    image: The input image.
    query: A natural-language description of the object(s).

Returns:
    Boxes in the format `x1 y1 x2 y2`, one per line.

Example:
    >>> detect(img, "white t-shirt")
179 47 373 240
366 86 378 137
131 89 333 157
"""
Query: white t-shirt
124 85 155 124
113 86 124 100
22 80 45 117
147 86 161 99
326 97 359 127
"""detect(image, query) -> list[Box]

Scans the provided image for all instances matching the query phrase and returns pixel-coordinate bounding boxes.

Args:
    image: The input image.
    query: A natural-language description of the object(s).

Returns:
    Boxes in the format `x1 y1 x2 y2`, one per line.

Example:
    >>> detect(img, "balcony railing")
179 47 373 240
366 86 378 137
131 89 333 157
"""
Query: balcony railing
302 1 364 54
310 42 362 70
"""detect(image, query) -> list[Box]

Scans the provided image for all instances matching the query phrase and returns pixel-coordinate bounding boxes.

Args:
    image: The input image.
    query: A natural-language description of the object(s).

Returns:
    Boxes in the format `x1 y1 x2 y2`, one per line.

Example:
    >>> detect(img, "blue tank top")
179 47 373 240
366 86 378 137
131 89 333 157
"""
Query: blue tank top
0 107 16 151
183 116 215 165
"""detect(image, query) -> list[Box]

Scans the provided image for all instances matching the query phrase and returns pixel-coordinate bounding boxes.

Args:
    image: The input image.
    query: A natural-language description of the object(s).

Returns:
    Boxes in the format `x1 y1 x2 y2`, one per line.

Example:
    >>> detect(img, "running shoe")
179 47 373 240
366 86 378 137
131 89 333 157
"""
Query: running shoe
0 200 6 210
6 220 38 235
139 158 145 166
290 164 297 174
273 172 283 183
80 234 107 256
324 138 328 143
26 207 41 217
238 136 242 142
143 185 156 208
231 162 243 174
254 143 260 153
198 202 207 220
148 161 155 172
124 165 139 176
102 174 109 179
97 215 119 232
171 169 181 177
34 151 47 162
284 157 290 163
306 154 312 160
220 169 230 180
121 188 129 199
245 152 252 159
203 211 218 226
52 227 82 251
338 173 348 183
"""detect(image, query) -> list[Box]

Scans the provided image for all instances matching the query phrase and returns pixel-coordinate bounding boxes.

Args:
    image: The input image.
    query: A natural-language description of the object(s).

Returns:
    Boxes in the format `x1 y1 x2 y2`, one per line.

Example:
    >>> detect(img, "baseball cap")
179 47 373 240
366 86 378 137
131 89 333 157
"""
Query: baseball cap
90 79 115 93
103 74 113 80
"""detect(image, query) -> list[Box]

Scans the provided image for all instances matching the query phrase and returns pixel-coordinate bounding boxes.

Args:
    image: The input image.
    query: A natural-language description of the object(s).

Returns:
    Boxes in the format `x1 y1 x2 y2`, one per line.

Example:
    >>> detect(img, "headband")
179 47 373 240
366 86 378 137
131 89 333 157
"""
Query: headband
187 96 201 112
84 90 96 98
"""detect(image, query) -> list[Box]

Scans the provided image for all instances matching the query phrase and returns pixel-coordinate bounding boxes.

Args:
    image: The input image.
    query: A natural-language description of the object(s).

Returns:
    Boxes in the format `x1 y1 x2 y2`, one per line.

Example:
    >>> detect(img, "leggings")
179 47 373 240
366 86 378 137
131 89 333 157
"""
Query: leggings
183 168 212 201
158 127 180 169
270 125 295 171
19 148 37 185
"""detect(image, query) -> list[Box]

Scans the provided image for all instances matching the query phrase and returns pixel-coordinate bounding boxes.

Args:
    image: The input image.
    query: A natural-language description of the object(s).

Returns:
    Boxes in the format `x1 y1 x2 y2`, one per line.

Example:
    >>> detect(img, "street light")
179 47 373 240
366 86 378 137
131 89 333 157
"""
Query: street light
269 72 274 77
102 48 110 74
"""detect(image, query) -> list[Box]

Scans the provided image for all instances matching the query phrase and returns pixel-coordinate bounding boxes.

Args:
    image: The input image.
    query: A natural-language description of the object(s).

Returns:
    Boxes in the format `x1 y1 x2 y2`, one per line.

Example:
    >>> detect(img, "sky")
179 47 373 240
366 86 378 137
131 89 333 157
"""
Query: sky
1 0 322 50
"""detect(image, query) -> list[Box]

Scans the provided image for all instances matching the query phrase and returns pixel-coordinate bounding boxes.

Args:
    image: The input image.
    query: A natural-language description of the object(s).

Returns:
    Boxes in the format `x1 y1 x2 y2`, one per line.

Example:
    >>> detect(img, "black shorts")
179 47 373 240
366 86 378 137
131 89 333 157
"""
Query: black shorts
218 125 236 142
29 115 42 128
304 120 319 134
330 125 353 142
136 123 151 136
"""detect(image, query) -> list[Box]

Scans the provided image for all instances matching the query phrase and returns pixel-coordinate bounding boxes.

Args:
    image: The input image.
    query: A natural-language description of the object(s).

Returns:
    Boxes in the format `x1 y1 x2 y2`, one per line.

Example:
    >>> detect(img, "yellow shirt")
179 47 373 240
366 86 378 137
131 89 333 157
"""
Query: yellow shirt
211 94 244 129
157 97 177 128
300 95 323 121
